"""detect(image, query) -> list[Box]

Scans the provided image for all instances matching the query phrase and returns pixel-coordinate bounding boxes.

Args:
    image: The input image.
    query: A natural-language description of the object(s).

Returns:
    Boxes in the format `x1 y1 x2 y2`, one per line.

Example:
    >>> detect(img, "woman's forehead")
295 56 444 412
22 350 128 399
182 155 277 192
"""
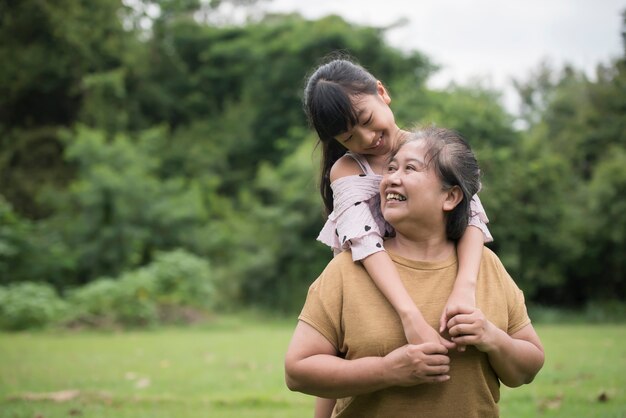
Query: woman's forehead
395 140 425 159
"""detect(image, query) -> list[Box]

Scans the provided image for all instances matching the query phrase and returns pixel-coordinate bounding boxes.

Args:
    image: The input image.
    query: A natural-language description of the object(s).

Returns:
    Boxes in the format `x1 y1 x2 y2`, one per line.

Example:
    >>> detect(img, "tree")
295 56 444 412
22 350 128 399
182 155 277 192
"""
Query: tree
0 0 137 218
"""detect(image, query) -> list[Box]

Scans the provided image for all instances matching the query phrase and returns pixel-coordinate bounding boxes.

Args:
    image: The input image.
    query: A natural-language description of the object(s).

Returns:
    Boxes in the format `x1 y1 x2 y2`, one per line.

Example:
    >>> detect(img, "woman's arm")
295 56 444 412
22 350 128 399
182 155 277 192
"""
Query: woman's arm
285 321 451 399
362 252 453 347
445 307 545 387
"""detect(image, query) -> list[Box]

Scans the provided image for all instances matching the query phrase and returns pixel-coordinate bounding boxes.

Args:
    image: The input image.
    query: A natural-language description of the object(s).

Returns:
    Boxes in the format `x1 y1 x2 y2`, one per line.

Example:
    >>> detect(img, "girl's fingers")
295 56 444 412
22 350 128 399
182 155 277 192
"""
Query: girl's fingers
450 335 479 347
439 310 448 333
448 321 475 337
446 312 477 330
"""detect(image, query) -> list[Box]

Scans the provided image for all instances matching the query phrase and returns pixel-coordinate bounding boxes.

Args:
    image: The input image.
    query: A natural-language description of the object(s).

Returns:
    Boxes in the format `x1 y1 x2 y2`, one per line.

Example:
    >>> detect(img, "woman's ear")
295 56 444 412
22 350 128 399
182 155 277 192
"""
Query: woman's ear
377 80 391 104
442 186 463 212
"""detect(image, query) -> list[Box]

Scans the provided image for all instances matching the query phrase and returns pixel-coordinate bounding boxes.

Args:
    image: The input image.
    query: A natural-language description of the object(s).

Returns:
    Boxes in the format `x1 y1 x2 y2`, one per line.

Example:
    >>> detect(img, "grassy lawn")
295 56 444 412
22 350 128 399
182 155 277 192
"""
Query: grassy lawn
1 316 625 417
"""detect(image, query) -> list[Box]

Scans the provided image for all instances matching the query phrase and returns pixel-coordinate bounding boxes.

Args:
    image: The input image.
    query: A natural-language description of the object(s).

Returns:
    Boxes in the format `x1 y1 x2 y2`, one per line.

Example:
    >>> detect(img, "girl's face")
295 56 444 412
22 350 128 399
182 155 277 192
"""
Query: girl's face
333 82 399 156
379 140 448 230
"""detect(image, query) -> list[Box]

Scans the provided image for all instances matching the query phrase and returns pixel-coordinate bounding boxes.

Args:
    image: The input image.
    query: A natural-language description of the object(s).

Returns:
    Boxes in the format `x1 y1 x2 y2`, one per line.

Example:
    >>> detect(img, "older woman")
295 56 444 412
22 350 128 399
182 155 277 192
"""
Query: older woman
284 127 544 418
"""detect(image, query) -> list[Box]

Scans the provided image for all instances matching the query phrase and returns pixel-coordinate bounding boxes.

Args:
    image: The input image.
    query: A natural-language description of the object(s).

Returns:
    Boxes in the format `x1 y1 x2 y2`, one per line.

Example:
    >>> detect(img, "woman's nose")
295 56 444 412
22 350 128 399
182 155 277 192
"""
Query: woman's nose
386 169 402 185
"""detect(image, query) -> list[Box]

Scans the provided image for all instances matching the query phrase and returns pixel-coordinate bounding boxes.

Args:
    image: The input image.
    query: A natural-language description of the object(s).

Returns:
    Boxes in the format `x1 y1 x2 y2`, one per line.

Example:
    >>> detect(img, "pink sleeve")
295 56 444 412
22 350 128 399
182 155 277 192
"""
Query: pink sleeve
317 175 390 261
468 194 493 243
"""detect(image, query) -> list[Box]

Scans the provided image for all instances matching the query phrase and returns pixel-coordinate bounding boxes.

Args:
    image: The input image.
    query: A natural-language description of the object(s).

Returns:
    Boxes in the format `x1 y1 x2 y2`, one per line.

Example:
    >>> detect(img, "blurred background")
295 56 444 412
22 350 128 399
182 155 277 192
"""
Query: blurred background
1 0 625 330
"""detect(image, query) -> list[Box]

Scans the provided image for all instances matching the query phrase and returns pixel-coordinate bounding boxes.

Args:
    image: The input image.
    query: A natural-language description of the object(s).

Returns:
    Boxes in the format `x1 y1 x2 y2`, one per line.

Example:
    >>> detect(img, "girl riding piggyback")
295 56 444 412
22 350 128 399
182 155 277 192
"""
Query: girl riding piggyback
304 58 493 349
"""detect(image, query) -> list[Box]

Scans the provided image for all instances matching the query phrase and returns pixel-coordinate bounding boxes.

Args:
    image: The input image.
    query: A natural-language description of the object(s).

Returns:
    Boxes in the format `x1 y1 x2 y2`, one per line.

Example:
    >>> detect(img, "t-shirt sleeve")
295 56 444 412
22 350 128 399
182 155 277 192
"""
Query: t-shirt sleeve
468 194 494 243
298 260 345 350
495 257 531 335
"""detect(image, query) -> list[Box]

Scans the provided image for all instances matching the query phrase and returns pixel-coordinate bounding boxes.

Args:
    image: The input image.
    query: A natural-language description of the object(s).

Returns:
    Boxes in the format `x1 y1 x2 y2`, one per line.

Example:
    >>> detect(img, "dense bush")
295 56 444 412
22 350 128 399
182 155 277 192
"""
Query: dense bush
67 249 214 328
66 278 123 327
149 249 215 309
0 282 68 330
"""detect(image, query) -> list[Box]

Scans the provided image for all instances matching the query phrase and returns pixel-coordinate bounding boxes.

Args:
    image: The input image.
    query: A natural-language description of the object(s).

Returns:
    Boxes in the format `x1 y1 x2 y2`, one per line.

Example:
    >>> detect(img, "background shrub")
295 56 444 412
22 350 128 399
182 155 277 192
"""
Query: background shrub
149 249 214 308
0 282 68 330
66 249 214 328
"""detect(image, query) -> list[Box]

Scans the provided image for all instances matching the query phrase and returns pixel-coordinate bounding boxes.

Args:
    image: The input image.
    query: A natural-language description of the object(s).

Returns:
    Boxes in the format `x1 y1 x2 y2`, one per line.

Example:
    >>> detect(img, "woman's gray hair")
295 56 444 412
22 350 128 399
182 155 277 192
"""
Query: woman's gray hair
399 126 481 240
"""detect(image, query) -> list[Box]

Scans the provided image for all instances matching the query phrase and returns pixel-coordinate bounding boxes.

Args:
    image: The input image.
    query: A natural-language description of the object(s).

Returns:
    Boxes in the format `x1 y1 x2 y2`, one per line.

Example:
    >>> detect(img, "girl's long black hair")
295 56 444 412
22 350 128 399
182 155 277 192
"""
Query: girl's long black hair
303 58 379 214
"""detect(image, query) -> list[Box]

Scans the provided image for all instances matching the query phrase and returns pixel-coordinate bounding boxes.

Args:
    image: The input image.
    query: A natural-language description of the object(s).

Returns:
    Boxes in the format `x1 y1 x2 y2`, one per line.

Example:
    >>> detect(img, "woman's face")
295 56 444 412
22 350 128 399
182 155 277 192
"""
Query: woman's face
333 82 399 157
380 140 448 230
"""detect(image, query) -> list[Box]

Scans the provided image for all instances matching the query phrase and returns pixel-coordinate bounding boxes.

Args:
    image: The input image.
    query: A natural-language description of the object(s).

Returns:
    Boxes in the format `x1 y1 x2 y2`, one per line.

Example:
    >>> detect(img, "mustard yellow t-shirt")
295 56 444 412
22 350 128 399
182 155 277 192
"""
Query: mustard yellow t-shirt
299 247 530 418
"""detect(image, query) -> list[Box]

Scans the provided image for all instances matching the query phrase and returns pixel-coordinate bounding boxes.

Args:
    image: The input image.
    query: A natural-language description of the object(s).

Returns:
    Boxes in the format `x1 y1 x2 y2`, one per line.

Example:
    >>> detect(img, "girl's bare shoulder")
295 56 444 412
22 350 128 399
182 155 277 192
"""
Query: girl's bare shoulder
330 154 365 182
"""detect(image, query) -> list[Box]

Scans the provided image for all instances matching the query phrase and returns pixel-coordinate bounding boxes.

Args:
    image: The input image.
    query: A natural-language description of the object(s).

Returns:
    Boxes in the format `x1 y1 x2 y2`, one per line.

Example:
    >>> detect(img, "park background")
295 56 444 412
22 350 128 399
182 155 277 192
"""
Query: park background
0 0 625 417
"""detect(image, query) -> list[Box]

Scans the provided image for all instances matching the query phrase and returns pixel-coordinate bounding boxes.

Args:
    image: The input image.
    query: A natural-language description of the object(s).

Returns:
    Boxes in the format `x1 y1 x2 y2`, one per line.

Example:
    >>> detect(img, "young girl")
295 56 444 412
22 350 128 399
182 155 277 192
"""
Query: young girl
303 58 493 417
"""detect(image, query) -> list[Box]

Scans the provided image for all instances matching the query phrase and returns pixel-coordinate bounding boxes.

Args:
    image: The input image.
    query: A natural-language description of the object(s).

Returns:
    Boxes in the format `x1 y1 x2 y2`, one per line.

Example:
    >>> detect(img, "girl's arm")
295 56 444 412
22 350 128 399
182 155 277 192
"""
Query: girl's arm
314 398 336 418
362 252 454 347
439 225 484 334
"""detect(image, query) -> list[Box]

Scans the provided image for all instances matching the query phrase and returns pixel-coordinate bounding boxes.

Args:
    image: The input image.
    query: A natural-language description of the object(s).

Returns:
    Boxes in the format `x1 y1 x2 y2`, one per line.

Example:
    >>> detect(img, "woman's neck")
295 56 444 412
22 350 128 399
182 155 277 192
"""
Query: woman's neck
384 231 455 262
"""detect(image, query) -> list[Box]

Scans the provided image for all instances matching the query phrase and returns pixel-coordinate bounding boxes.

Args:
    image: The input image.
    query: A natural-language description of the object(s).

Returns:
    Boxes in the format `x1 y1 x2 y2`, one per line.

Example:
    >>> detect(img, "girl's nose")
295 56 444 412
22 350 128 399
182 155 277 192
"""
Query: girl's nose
355 126 376 142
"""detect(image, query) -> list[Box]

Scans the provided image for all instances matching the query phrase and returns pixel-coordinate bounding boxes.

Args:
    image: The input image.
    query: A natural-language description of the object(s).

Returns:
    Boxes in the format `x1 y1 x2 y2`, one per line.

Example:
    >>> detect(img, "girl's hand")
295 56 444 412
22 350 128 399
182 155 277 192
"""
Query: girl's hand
439 282 476 351
402 310 455 349
445 306 497 353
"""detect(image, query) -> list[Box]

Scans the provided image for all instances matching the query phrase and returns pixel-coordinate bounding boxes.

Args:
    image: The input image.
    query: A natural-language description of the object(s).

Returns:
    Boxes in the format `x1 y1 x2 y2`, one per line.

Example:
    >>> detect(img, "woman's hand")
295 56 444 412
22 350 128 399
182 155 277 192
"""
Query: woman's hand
445 307 545 387
445 306 497 353
382 342 451 386
401 309 456 350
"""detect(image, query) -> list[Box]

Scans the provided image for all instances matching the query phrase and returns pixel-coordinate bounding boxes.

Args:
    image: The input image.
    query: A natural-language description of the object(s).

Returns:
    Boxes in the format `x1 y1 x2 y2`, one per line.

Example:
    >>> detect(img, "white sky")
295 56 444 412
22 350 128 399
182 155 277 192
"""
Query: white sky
263 0 625 114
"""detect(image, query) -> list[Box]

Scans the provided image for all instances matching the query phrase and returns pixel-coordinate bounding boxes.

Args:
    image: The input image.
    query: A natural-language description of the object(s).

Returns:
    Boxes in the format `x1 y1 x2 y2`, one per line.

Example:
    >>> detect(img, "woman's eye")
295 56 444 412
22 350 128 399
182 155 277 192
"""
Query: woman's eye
386 165 396 172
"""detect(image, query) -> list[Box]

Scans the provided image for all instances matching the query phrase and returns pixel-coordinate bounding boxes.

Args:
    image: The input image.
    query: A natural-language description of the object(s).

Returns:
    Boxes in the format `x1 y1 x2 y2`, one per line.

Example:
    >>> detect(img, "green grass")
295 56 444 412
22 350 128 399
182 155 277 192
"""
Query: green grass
1 317 625 417
500 324 626 418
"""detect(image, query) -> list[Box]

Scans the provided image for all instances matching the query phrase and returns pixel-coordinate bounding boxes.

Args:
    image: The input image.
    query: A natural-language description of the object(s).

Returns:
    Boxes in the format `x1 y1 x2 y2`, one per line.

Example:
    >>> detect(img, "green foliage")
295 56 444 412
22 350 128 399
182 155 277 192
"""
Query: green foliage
149 249 215 308
0 196 30 283
111 269 160 327
505 51 626 304
577 146 626 300
0 195 75 288
0 0 132 127
0 282 68 330
66 278 122 326
224 135 329 312
394 84 518 149
0 2 624 314
479 139 584 299
0 126 73 218
68 249 214 327
50 126 210 281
